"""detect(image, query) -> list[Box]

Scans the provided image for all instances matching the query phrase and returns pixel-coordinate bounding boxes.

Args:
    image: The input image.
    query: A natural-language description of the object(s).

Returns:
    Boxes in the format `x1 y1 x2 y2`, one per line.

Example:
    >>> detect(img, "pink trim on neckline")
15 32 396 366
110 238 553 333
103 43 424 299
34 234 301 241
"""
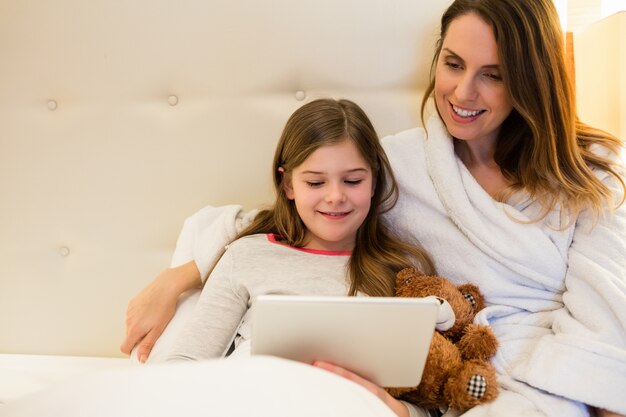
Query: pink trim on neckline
266 233 352 256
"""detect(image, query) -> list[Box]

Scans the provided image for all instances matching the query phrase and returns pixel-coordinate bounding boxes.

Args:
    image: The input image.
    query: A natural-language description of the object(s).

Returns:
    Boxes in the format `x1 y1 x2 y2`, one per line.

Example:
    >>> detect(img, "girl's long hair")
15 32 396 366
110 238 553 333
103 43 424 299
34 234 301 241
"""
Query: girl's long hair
421 0 624 221
238 98 435 296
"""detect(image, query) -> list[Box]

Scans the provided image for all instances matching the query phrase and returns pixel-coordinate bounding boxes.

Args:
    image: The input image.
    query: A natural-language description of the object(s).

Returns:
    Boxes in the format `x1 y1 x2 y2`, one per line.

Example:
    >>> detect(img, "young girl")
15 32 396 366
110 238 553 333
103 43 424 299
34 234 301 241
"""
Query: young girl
164 98 436 417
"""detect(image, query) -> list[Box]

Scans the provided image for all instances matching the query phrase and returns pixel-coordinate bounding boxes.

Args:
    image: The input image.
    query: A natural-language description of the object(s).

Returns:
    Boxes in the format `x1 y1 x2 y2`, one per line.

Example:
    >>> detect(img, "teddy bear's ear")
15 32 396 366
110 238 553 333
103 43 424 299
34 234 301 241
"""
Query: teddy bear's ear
395 267 420 288
458 283 486 312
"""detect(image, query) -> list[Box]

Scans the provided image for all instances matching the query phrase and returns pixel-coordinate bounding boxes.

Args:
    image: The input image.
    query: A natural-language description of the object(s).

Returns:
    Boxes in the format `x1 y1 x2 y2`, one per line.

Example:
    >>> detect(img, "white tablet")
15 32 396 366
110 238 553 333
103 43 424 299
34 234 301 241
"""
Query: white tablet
250 295 439 387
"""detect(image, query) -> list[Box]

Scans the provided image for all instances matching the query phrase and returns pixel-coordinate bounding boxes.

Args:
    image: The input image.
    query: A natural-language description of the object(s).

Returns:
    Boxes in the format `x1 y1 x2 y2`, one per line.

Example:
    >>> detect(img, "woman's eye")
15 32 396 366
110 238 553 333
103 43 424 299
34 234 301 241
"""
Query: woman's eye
484 72 502 81
444 61 462 70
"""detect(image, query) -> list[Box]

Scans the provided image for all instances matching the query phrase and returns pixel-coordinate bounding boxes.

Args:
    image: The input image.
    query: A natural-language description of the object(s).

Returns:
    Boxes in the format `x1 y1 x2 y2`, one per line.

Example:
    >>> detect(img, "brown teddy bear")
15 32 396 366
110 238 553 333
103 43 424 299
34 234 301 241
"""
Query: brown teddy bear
386 268 499 412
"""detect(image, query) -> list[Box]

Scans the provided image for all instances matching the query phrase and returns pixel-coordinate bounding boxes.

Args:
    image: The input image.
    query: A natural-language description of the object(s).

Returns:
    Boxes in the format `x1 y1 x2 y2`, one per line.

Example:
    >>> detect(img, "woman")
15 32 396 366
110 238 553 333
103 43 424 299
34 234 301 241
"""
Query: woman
121 0 626 416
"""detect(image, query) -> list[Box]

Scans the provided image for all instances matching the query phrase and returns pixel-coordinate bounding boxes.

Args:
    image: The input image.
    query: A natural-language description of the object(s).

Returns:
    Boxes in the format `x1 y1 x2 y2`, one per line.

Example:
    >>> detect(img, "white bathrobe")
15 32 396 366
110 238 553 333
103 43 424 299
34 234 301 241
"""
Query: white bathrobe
381 117 626 416
171 116 626 417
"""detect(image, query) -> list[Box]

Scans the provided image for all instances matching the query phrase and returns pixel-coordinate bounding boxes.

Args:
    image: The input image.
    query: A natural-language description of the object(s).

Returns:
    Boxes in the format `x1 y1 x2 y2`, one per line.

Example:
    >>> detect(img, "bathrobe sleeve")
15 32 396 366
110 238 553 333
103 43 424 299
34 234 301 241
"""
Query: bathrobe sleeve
523 167 626 414
169 205 259 281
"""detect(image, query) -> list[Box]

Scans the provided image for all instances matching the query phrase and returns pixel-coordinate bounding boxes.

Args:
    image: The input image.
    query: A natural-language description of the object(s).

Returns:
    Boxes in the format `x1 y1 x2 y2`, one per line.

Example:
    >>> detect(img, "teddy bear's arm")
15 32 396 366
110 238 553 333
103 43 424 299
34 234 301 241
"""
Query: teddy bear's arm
457 323 499 361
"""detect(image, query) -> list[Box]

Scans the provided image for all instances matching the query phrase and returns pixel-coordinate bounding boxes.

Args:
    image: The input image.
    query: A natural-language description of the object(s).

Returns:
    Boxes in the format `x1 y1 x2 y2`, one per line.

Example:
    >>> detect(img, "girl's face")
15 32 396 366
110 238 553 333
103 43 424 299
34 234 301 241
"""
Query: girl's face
434 13 513 147
284 140 374 252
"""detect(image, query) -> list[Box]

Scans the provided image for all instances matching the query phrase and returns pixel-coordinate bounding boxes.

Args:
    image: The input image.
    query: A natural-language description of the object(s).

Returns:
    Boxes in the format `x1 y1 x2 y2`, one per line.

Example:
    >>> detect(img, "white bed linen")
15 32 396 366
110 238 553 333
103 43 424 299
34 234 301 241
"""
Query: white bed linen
0 355 396 417
0 354 129 407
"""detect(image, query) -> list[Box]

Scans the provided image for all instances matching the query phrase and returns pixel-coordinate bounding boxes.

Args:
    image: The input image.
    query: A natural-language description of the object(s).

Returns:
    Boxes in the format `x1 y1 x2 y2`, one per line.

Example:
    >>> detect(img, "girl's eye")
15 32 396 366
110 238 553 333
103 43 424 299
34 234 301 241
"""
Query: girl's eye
306 181 324 188
344 179 363 185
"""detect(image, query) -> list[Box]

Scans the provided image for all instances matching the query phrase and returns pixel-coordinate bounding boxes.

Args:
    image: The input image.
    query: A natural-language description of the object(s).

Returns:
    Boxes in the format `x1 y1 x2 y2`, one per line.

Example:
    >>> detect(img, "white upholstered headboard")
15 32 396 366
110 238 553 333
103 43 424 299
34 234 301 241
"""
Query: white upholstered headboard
0 0 452 357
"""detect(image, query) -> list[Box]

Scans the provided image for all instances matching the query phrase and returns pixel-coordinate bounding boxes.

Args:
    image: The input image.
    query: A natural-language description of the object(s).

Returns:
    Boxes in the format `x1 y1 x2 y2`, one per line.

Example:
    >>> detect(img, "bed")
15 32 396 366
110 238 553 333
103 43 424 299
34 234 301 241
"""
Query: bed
0 0 449 414
1 0 621 415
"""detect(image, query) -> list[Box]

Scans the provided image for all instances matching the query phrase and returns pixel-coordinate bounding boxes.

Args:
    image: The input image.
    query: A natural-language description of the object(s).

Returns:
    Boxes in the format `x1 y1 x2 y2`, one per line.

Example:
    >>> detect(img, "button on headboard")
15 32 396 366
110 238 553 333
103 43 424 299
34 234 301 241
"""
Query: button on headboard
0 0 450 356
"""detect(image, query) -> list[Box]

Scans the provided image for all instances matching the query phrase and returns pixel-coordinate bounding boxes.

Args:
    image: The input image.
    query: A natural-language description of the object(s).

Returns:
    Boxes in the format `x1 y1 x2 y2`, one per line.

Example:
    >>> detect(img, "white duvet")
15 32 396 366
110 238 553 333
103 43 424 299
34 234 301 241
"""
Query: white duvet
0 354 129 408
0 355 395 417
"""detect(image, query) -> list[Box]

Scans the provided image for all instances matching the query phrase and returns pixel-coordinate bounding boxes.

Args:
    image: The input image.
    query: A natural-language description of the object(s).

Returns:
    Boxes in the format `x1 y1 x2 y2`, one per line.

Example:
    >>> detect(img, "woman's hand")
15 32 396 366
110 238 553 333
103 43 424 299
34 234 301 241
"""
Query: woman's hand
312 361 409 417
120 261 202 362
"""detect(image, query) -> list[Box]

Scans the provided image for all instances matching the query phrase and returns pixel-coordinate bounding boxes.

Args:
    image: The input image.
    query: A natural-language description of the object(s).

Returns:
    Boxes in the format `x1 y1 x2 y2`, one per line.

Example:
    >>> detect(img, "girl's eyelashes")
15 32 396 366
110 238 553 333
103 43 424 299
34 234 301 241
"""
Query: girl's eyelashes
304 179 364 187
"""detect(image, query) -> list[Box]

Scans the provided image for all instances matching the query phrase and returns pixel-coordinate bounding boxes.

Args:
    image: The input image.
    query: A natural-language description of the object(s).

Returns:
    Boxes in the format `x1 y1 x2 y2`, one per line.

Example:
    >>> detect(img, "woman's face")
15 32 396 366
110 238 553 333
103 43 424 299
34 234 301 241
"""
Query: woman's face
434 13 513 146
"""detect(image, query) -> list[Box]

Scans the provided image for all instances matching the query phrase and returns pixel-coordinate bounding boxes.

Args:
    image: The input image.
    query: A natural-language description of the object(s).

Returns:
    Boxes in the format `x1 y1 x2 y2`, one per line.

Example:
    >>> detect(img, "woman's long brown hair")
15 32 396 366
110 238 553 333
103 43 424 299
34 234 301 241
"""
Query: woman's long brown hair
421 0 624 221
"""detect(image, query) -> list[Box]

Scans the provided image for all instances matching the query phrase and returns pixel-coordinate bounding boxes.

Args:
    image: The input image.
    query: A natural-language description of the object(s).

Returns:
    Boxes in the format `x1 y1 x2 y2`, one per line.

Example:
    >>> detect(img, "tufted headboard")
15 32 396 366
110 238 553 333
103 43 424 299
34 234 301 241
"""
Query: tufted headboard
0 0 453 357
